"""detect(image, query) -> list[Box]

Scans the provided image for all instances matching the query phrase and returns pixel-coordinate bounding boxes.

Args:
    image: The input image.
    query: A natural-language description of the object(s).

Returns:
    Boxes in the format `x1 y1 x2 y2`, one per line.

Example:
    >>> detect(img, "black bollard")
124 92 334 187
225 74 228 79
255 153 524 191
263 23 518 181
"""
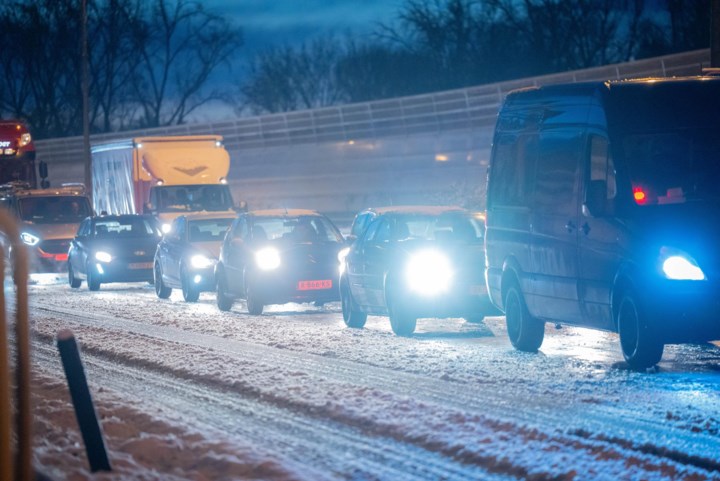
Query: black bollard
56 329 112 473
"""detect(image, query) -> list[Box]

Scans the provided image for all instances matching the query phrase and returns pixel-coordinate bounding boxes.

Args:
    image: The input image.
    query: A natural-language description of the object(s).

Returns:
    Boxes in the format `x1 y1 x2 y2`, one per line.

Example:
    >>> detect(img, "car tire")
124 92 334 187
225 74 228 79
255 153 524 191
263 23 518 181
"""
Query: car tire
340 278 367 328
245 281 264 315
154 262 171 299
68 262 81 289
617 291 664 370
86 262 101 292
216 271 234 312
386 286 416 336
181 265 200 303
504 283 544 352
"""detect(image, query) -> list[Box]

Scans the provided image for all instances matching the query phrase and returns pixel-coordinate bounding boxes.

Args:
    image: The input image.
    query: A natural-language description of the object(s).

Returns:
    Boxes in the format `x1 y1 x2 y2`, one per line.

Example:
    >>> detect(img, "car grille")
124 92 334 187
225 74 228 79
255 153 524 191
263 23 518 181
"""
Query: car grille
39 239 71 255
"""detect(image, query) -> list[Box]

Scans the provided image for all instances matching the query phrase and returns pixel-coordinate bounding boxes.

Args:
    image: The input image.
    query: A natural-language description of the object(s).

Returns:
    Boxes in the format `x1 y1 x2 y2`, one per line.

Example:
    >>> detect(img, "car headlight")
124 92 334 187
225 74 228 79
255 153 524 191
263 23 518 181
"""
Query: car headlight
95 251 112 263
161 223 172 234
338 247 350 274
662 253 705 281
255 247 281 270
20 232 40 246
191 254 214 269
19 133 32 147
405 249 453 295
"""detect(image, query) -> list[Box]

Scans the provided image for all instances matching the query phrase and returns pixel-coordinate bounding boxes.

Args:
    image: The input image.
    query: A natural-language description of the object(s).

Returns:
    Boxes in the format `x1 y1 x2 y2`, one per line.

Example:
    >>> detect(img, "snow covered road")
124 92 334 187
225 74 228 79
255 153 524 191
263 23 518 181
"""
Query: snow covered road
23 281 720 480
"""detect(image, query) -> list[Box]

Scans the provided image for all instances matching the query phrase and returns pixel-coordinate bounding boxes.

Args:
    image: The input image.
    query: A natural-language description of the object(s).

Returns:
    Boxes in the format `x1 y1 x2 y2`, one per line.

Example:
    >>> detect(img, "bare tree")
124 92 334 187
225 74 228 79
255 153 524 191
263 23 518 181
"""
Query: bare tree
131 0 243 127
240 37 346 114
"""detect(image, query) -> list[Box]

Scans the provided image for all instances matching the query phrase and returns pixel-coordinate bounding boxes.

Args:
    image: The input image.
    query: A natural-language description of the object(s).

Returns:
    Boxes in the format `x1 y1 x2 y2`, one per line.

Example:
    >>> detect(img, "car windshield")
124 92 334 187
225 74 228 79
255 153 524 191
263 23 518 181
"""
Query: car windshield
94 217 158 238
155 185 233 212
250 216 342 244
393 213 483 242
621 128 720 206
18 196 91 224
188 218 233 242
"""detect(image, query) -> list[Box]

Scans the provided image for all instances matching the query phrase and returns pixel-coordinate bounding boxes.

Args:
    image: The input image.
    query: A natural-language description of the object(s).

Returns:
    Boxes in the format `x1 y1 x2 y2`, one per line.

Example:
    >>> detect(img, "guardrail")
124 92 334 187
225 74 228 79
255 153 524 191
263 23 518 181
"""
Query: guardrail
35 49 710 167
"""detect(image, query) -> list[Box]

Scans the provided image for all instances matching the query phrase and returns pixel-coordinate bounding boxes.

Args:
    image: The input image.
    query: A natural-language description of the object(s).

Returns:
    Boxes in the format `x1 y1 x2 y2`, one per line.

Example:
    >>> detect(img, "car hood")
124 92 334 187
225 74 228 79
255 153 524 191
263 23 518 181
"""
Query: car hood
21 222 79 241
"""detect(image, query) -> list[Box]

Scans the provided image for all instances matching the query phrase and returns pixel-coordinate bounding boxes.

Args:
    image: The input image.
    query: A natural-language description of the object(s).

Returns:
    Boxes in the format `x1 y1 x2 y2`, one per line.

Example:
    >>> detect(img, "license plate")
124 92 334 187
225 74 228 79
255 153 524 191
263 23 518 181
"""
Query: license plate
129 262 153 269
297 280 332 290
469 284 486 296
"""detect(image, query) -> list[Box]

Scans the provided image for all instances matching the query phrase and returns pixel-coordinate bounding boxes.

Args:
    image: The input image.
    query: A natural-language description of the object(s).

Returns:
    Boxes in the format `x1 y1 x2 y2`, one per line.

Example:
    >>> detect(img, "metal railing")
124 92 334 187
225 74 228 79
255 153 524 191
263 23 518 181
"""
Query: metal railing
35 49 710 167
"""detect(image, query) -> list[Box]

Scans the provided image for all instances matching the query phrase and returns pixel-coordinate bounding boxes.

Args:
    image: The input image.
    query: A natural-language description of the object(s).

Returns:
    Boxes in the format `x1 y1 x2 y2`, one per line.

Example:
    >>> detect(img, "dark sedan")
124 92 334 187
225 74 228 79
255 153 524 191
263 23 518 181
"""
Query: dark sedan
154 213 235 302
68 214 161 291
339 206 494 336
215 209 346 315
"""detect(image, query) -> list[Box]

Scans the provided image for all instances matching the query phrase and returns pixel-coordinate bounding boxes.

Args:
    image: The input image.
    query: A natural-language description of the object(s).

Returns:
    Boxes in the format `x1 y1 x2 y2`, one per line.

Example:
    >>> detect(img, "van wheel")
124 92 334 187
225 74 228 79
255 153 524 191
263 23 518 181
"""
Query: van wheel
504 284 544 352
617 291 664 370
340 278 367 328
216 272 234 311
154 263 171 299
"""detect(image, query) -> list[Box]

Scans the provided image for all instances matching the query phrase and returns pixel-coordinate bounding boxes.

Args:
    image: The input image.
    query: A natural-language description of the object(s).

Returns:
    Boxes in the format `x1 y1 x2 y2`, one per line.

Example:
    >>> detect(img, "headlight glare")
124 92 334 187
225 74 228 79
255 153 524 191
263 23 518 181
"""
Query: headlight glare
95 251 112 263
20 232 40 245
191 254 214 269
338 247 350 274
405 249 453 295
255 247 281 270
662 255 705 280
161 223 172 234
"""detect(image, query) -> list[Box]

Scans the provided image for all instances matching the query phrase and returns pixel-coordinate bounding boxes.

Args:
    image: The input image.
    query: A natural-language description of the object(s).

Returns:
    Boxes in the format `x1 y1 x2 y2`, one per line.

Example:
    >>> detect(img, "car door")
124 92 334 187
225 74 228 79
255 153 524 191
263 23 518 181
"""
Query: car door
223 216 249 295
345 218 381 309
529 126 583 324
578 133 620 330
69 219 91 276
164 217 186 284
361 216 393 309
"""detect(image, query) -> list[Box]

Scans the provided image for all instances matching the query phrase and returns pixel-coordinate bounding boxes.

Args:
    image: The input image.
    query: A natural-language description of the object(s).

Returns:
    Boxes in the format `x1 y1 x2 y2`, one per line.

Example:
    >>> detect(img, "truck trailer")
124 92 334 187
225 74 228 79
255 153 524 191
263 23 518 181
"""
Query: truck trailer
91 135 238 231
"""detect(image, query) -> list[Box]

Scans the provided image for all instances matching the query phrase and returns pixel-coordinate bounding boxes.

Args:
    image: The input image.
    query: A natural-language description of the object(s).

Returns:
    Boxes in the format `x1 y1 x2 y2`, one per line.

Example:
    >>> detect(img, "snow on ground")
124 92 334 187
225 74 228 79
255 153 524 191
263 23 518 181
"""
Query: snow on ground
11 279 720 480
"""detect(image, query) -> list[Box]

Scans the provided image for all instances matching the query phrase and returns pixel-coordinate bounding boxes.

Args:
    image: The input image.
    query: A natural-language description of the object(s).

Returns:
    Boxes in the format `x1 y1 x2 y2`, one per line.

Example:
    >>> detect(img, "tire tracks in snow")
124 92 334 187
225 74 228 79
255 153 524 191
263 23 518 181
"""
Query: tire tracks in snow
31 300 720 479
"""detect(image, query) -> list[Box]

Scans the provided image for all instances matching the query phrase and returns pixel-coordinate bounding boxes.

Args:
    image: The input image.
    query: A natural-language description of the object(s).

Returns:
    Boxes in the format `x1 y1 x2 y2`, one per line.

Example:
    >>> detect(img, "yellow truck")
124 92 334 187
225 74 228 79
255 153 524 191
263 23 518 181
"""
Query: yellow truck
91 135 239 232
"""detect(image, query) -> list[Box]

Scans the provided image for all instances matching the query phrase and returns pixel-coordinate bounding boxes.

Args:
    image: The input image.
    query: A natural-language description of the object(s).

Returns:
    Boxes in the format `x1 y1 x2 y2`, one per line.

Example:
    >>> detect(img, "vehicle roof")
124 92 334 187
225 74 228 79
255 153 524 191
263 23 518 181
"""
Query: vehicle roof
247 209 322 217
178 212 237 222
359 205 468 215
13 188 88 198
506 75 720 101
92 214 156 221
0 120 30 129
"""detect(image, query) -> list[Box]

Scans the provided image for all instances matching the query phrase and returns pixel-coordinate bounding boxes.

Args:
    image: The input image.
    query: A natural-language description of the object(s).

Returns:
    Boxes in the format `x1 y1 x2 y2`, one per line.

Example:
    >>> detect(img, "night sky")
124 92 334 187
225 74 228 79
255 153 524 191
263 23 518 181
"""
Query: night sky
204 0 402 55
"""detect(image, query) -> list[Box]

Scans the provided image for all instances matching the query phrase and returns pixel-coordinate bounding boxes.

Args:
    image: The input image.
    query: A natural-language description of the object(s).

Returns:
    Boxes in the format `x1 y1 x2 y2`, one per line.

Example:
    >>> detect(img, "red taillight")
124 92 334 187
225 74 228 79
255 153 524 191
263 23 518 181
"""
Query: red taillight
633 186 648 205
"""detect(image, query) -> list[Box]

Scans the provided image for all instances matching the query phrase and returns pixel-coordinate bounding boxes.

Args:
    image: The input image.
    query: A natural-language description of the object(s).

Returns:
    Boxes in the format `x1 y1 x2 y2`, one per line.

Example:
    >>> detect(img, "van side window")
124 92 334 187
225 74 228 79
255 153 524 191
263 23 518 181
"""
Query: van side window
534 132 579 211
489 134 537 207
589 135 616 200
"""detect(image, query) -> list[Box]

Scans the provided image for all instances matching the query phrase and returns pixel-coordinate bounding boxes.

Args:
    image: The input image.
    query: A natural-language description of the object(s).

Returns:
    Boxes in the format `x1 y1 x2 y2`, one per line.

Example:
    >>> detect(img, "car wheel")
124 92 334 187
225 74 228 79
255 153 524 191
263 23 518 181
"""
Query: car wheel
504 283 544 352
340 278 367 328
386 285 416 336
245 281 264 315
216 271 234 311
154 262 171 299
181 265 199 303
464 314 485 323
86 262 101 291
617 291 664 370
68 261 81 289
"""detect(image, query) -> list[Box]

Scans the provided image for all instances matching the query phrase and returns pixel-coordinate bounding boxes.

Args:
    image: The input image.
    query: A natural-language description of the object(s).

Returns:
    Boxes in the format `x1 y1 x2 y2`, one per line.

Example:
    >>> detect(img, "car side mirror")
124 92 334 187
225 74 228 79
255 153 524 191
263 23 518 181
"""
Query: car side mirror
583 180 608 217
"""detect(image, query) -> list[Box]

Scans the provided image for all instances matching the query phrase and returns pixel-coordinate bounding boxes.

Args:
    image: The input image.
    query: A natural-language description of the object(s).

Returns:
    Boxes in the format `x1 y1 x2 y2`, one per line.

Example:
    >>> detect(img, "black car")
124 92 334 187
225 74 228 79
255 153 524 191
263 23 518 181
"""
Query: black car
340 206 493 336
68 214 161 291
154 213 235 302
215 209 346 314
